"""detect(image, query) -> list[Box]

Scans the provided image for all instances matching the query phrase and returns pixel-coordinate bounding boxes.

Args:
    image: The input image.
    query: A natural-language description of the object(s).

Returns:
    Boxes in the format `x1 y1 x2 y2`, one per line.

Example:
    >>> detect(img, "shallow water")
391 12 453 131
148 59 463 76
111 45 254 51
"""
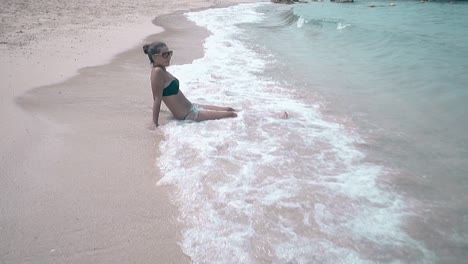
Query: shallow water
158 1 468 263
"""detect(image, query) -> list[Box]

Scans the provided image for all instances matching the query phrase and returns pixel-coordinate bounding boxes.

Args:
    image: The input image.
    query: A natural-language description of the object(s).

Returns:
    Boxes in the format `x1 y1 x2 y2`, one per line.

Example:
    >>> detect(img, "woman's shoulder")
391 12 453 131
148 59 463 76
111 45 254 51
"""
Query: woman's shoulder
152 66 166 74
151 66 168 80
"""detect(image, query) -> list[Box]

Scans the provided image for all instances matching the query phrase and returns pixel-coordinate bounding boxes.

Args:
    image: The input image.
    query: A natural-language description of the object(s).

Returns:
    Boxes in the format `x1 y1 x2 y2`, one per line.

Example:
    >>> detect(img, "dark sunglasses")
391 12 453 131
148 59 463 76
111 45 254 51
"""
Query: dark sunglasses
156 51 173 58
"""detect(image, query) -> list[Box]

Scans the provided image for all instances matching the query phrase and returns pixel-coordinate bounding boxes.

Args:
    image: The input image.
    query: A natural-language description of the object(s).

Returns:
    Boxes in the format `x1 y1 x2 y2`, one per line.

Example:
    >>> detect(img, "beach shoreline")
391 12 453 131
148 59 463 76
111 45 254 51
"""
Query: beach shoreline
0 1 258 263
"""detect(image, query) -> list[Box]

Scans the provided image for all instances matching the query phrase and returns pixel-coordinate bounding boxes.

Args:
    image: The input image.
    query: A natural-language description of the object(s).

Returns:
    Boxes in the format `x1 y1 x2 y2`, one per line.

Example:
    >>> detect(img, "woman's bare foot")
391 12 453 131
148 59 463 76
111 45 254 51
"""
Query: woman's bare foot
278 111 289 119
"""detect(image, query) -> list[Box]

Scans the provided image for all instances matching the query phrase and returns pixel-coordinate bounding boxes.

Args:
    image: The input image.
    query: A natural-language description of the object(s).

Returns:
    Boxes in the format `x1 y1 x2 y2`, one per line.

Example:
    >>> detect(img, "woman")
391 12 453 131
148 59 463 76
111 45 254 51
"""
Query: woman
143 41 237 127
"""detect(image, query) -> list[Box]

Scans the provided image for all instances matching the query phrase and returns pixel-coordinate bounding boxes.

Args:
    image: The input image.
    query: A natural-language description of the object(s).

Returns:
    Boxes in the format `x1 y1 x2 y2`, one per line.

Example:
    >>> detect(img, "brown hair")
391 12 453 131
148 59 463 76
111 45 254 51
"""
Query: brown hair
143 41 167 64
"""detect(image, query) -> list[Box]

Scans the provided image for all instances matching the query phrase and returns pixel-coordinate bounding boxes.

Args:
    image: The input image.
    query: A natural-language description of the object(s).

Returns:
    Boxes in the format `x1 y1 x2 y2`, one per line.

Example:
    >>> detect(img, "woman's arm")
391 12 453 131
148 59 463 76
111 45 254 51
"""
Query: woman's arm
150 68 165 127
152 100 161 126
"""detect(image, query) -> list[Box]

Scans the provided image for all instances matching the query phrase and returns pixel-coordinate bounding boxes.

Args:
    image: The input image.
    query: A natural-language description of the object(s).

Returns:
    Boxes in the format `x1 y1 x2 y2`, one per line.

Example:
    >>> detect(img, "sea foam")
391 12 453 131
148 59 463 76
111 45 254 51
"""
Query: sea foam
157 3 431 263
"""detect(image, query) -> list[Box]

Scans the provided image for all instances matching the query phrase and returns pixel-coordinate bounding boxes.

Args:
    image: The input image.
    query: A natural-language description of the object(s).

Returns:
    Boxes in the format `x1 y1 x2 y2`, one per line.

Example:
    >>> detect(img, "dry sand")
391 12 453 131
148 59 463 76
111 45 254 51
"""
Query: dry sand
0 0 258 263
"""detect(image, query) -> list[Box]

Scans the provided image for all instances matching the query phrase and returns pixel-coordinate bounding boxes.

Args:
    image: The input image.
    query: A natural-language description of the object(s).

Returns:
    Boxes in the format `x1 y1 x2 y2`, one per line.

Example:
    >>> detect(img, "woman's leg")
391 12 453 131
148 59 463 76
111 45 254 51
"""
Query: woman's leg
199 104 236 112
195 110 237 121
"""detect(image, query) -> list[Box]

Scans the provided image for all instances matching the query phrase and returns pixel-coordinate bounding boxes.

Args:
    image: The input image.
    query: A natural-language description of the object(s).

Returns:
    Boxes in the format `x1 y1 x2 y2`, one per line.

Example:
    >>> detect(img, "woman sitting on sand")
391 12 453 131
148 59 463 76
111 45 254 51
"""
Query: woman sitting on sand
143 41 237 127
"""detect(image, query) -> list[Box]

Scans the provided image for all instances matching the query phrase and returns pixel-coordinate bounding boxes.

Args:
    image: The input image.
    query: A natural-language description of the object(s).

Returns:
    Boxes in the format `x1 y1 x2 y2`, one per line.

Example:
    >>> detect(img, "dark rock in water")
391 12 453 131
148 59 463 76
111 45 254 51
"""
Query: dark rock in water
271 0 296 3
271 0 311 3
271 0 354 4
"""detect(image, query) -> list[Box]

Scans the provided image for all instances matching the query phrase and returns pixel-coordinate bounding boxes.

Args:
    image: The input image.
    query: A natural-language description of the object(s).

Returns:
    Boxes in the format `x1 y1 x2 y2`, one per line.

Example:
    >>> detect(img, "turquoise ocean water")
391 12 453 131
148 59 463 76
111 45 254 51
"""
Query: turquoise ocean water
159 1 468 263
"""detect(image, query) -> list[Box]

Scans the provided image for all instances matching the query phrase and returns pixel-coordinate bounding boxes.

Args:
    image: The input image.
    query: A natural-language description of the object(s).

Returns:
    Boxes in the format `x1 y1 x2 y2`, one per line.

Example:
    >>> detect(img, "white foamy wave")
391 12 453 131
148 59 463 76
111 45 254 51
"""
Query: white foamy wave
297 16 305 28
337 22 351 30
157 3 431 263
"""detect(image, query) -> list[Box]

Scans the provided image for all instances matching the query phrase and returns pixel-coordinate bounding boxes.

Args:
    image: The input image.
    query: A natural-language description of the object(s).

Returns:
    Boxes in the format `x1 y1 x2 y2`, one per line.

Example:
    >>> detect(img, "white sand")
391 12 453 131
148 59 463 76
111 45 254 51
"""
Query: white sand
0 0 258 263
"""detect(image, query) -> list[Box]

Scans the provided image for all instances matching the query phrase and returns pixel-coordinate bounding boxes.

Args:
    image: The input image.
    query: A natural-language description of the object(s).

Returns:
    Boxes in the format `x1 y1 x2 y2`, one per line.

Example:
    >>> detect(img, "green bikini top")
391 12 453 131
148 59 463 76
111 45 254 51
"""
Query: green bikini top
162 78 179 96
